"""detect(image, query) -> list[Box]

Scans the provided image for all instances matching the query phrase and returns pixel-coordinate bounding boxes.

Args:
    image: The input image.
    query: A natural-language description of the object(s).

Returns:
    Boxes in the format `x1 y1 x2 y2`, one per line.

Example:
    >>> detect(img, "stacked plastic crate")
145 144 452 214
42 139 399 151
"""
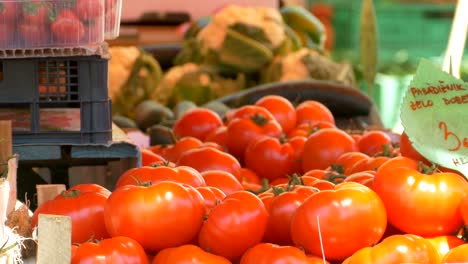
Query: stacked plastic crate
0 0 122 144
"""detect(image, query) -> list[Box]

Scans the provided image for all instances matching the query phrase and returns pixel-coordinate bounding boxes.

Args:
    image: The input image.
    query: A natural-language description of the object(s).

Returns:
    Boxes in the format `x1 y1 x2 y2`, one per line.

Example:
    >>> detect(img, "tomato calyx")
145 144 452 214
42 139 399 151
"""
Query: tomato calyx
250 114 268 126
61 189 81 198
329 164 345 174
323 172 346 184
151 160 171 168
417 162 438 175
130 175 152 187
245 178 270 195
374 144 394 158
457 225 468 242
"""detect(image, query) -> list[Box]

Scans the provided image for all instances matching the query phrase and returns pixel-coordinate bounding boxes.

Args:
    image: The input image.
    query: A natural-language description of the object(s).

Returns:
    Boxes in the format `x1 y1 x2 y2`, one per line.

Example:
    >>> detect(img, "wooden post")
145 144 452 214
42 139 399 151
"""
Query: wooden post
36 184 66 207
36 214 71 264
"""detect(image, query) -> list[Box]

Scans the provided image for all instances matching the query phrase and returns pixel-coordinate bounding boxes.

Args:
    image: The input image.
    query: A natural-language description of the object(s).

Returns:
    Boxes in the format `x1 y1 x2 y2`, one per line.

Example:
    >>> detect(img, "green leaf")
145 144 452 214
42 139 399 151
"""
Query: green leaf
229 23 273 50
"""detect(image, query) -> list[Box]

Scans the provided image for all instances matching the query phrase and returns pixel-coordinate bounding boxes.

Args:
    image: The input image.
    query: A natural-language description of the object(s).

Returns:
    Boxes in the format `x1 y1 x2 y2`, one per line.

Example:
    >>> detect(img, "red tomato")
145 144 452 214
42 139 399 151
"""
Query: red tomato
348 155 390 174
240 243 313 263
201 170 243 195
357 130 393 156
104 181 205 253
224 105 275 124
75 0 104 20
399 130 430 164
82 18 103 43
0 2 19 23
51 9 85 43
71 236 149 264
286 136 306 175
441 244 468 263
150 136 203 162
19 22 49 46
244 135 295 181
295 100 335 126
177 146 242 180
239 167 261 185
461 194 468 224
173 108 223 141
0 23 15 47
226 111 282 161
115 165 205 189
374 156 468 237
141 148 166 166
204 125 228 150
22 2 49 25
287 121 335 138
426 235 466 262
342 234 439 264
153 244 231 264
343 170 375 189
261 185 317 245
198 191 268 260
32 187 110 243
195 186 226 214
54 183 111 199
255 95 297 134
302 169 345 184
301 128 358 171
291 182 387 261
329 151 370 175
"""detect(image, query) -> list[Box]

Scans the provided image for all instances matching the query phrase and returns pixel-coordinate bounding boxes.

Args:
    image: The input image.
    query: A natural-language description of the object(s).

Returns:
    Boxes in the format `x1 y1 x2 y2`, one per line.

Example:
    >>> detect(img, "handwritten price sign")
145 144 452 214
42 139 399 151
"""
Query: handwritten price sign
401 59 468 177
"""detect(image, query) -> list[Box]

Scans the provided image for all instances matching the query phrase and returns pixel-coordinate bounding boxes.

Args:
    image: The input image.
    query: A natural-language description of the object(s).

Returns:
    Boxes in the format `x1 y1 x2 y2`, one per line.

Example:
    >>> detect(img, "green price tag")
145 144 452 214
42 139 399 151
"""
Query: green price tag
401 59 468 177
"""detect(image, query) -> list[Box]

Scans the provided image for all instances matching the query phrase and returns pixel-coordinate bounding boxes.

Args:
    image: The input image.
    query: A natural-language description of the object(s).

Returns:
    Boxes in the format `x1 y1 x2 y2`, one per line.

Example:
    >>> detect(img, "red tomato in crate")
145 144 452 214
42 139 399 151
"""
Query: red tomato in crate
255 95 297 134
0 2 19 23
343 234 440 264
244 135 295 181
301 128 358 171
51 9 85 43
82 18 104 44
291 182 387 261
0 23 15 47
374 156 468 237
71 236 149 264
198 191 268 261
104 181 205 253
240 243 317 264
32 186 110 243
115 165 205 189
295 100 335 126
201 170 243 195
153 244 231 264
75 0 104 20
173 108 223 141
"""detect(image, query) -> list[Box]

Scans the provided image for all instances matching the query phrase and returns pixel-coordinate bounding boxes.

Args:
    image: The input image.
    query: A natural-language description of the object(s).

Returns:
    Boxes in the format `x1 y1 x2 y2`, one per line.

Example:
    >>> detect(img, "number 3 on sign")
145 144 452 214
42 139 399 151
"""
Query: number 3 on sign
438 121 468 151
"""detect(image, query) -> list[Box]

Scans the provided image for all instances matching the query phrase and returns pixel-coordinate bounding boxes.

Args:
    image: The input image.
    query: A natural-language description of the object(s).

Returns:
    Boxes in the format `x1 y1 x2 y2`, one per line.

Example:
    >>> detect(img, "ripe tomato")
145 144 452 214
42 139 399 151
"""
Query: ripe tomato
399 130 430 164
71 236 149 264
0 2 18 23
329 151 370 175
22 2 49 25
261 185 317 245
32 187 110 243
374 156 468 237
19 22 49 46
287 121 335 138
348 155 390 174
302 169 346 184
460 194 468 224
51 9 85 43
105 181 205 253
356 130 393 156
195 186 226 214
244 135 295 181
177 146 242 180
198 191 268 260
291 182 387 261
54 183 111 199
239 167 261 185
115 165 205 189
75 0 104 20
441 244 468 263
141 148 166 166
239 243 313 263
301 128 358 171
201 170 243 195
255 95 297 134
224 105 275 124
343 171 375 189
226 111 282 161
342 234 439 264
173 108 223 141
204 125 228 150
295 100 335 126
149 136 203 162
426 235 465 262
153 244 231 264
288 136 307 174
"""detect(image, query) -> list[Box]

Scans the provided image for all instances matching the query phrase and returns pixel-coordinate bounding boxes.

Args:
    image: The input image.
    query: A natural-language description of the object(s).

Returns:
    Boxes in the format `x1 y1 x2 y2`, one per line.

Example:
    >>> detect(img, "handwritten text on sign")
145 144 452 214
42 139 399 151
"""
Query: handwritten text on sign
400 59 468 176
